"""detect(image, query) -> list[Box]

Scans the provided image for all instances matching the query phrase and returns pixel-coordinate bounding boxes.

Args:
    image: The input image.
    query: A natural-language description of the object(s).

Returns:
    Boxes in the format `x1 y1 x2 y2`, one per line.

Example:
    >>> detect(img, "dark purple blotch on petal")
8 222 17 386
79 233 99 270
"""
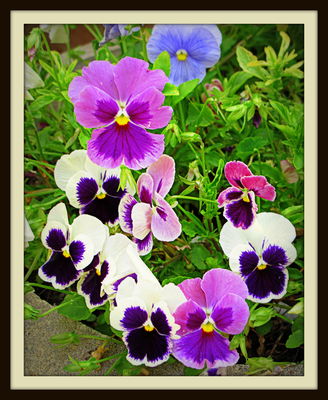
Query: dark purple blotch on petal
156 206 167 221
245 267 287 300
239 250 259 278
46 229 66 251
40 252 81 287
186 307 206 331
211 306 233 331
151 308 171 336
93 98 119 124
80 261 109 306
226 190 243 202
69 240 86 265
139 187 152 205
262 245 288 267
112 273 138 292
134 232 153 253
76 177 98 206
224 198 255 229
121 306 148 331
125 327 170 363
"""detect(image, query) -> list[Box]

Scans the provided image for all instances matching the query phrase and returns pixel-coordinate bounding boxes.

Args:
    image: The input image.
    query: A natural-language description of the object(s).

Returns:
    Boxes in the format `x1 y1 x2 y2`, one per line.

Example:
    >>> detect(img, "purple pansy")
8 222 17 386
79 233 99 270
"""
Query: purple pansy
147 24 222 86
217 161 276 230
118 155 181 255
99 24 140 45
68 57 172 170
38 203 107 289
54 150 134 226
110 276 186 367
219 212 297 303
172 268 249 369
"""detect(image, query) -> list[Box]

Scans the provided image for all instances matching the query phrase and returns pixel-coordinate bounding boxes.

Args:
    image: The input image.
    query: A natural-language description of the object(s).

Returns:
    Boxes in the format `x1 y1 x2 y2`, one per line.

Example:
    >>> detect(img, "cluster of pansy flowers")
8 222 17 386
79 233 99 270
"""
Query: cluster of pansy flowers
34 24 298 371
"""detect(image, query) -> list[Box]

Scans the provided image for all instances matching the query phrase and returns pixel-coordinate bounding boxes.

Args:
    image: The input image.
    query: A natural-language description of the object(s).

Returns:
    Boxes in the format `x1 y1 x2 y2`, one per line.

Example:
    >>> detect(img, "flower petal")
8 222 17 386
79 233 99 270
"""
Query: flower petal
217 187 243 208
65 172 98 208
131 202 152 240
173 329 239 369
38 252 82 289
137 173 153 205
87 122 165 170
169 56 206 86
54 150 87 191
241 175 276 201
70 214 107 254
118 193 138 234
110 297 148 331
224 161 253 188
146 154 175 198
113 57 168 103
69 234 95 270
173 300 206 336
74 86 119 128
211 293 249 335
255 212 296 245
133 232 154 256
201 268 249 309
178 278 207 308
41 222 67 251
46 202 69 228
151 195 181 241
223 191 257 229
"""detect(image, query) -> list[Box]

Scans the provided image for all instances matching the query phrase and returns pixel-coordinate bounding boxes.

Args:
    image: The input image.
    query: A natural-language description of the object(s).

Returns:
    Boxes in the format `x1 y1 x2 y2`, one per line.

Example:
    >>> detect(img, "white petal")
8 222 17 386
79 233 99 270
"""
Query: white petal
131 202 152 240
69 233 95 270
160 283 187 314
24 216 34 245
54 150 88 191
84 154 116 181
256 212 296 244
65 171 98 208
70 214 108 254
109 296 148 331
219 220 250 257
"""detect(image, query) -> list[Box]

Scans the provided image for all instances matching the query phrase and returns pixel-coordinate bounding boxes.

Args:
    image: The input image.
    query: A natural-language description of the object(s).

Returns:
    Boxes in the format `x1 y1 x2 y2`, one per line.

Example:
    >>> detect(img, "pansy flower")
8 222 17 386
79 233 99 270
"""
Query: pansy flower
172 268 249 369
118 155 181 255
110 276 186 367
99 24 140 45
219 212 297 303
38 203 107 289
147 24 222 86
217 161 276 230
54 150 134 225
68 57 172 170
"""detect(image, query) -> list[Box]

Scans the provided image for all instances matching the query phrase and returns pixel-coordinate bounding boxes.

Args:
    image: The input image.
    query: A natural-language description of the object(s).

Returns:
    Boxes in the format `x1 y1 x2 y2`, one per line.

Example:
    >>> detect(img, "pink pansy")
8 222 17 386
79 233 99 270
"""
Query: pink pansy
118 155 181 255
217 161 276 230
68 57 172 170
172 268 249 369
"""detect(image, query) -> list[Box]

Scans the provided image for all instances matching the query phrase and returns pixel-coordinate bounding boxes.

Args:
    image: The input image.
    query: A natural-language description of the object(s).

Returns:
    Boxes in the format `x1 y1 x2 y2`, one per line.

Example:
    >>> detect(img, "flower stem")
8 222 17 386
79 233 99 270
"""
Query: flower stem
27 282 75 295
169 195 217 204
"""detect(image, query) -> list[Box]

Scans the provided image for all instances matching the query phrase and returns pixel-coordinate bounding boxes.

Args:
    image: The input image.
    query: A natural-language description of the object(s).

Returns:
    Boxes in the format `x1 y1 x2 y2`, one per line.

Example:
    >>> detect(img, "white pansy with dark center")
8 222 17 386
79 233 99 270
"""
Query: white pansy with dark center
54 150 134 226
219 212 297 303
38 202 107 289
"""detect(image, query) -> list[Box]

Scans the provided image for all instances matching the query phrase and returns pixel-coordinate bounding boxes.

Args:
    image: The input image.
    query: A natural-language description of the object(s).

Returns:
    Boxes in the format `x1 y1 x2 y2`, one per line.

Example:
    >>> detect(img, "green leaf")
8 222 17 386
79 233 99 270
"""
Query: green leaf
190 245 211 270
285 329 304 348
162 276 190 286
236 136 268 159
183 366 205 376
152 51 171 77
162 82 179 96
78 129 91 149
29 94 57 112
264 46 277 65
269 100 291 124
170 79 199 106
278 31 291 59
57 293 91 321
249 306 275 327
225 71 253 95
236 46 268 80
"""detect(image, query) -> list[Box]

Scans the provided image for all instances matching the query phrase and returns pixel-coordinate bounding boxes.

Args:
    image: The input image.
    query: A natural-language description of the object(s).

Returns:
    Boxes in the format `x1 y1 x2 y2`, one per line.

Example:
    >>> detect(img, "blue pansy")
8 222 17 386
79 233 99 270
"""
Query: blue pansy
100 24 140 45
146 24 222 86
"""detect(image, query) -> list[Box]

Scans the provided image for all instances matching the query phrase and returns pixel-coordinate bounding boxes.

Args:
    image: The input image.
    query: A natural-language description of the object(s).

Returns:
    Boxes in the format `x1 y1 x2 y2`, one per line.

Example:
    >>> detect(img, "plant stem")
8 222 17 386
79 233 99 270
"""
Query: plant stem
24 248 44 281
27 282 74 295
169 195 217 204
25 103 45 160
78 334 122 345
26 194 67 210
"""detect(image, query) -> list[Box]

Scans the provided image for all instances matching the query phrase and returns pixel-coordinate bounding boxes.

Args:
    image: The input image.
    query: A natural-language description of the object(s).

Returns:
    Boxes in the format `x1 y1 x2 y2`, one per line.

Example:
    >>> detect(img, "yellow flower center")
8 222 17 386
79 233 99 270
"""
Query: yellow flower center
201 322 214 333
176 49 188 61
115 115 130 126
144 324 154 332
62 250 70 258
95 268 102 276
242 193 250 202
257 264 267 270
96 193 106 199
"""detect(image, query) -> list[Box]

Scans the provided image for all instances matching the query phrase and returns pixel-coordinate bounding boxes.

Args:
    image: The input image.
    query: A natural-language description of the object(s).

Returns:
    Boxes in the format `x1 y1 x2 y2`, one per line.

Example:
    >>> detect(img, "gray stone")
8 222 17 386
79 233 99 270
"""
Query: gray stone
24 292 303 377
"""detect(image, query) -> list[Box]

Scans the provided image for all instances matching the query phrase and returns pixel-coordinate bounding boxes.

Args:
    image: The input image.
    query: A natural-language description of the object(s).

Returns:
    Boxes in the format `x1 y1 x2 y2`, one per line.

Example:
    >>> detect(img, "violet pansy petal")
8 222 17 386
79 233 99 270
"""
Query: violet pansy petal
125 98 153 128
146 154 175 198
41 222 67 252
224 191 258 230
113 57 168 103
178 277 207 308
228 244 259 275
54 150 87 191
217 187 243 207
38 252 82 289
201 268 249 310
240 175 276 201
151 195 181 242
131 202 152 240
74 86 119 129
110 298 148 331
118 193 138 234
224 161 253 188
172 329 239 369
68 60 119 102
173 299 206 336
133 232 153 256
137 173 153 205
211 293 249 335
87 123 165 170
65 171 98 208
